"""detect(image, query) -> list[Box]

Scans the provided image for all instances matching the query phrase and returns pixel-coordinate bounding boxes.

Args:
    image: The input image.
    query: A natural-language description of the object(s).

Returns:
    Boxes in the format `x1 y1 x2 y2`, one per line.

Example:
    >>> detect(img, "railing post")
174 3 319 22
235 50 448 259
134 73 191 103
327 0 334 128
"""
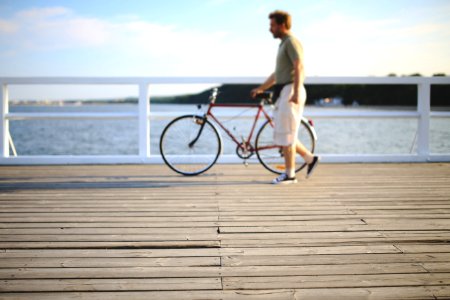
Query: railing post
0 83 9 158
417 79 431 160
138 82 150 159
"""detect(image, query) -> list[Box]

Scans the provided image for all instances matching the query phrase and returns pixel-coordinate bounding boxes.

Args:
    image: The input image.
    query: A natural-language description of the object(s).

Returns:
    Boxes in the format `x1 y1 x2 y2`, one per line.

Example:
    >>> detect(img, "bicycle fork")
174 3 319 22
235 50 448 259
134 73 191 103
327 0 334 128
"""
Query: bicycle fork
188 115 207 148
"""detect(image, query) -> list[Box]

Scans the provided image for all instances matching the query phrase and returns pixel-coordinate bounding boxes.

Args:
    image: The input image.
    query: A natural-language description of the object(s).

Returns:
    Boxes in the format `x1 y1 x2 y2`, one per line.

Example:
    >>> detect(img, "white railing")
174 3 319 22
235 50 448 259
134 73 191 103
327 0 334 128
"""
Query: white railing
1 76 449 164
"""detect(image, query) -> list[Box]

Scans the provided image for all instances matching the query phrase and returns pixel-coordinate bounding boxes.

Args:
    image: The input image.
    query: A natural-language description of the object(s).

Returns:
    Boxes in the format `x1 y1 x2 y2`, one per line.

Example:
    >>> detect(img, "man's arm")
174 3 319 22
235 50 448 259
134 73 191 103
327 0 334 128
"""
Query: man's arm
250 73 276 98
289 59 303 104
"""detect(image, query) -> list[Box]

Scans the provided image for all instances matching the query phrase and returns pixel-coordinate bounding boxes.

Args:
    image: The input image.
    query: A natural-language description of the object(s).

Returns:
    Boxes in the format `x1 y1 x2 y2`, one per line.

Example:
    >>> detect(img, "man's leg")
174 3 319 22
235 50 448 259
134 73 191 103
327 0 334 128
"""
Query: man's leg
295 139 314 164
284 143 296 178
272 143 298 184
295 138 320 178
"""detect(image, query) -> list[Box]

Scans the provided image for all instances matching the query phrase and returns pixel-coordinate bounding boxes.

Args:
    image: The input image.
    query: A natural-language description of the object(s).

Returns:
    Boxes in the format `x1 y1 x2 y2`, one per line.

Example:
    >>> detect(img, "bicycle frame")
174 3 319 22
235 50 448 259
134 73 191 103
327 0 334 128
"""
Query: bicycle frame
203 102 276 153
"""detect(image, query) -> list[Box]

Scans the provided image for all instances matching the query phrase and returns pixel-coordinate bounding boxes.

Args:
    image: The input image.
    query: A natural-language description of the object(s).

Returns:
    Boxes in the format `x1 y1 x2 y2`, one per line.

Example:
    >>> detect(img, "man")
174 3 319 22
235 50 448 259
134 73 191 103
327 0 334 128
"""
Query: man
251 10 319 184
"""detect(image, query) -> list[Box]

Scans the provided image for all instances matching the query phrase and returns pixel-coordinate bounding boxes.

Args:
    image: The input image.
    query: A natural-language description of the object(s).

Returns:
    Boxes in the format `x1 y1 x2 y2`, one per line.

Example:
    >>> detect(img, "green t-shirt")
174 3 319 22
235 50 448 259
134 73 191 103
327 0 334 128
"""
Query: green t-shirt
275 34 302 84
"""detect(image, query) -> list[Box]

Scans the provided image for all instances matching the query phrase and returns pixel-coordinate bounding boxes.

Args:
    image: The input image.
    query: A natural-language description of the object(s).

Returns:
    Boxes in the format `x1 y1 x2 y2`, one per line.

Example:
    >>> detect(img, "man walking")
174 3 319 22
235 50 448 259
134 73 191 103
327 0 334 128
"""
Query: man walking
251 10 319 184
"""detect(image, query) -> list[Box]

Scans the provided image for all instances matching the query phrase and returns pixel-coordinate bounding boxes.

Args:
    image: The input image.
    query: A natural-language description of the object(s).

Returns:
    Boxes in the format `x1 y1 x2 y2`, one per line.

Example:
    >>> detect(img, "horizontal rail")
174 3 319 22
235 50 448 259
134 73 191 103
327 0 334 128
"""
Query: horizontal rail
8 110 449 121
1 76 450 85
430 111 450 118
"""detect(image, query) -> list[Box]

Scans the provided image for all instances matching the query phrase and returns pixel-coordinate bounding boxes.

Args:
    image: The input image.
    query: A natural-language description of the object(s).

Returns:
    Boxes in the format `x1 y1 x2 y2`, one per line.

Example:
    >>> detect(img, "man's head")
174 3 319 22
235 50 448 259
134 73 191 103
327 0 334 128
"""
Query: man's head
269 10 291 38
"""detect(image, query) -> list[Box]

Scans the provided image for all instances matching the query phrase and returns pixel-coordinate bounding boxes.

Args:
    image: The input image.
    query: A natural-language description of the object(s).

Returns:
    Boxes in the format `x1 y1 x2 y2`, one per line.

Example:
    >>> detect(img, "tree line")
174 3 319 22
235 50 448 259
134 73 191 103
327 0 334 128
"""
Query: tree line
150 74 449 106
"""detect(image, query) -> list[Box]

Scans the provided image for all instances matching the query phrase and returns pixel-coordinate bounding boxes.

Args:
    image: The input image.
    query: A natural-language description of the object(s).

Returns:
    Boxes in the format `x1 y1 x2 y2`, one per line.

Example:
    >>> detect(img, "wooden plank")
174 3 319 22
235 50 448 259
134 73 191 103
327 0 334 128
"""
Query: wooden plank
0 222 220 228
0 220 360 228
219 219 366 226
0 267 221 279
219 224 450 233
219 214 450 221
0 216 220 222
0 240 221 249
219 231 450 241
0 248 220 258
0 278 222 292
422 262 450 273
0 227 218 235
220 236 450 248
0 245 399 258
433 285 450 299
0 290 297 300
364 218 450 225
219 245 401 256
0 263 428 280
395 244 450 253
0 233 219 242
0 287 449 300
222 253 450 267
0 207 219 212
0 257 221 268
222 273 450 289
0 212 220 217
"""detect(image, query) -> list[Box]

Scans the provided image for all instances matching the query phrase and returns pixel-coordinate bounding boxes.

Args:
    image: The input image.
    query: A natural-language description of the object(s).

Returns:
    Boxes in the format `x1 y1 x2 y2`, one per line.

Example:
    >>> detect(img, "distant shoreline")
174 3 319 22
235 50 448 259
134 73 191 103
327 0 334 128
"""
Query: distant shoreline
9 102 450 111
8 83 450 107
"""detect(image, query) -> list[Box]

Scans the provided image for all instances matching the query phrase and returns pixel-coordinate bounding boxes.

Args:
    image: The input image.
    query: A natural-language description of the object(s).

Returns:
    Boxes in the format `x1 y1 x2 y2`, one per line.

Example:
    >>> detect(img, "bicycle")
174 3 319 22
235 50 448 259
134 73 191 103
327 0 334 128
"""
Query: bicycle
159 88 317 176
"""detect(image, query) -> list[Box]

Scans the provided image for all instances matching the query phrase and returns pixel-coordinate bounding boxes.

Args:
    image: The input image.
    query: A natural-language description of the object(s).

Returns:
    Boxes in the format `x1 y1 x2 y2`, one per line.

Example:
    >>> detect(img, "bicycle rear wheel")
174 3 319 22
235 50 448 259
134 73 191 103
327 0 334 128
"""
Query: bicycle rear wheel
255 119 315 174
160 115 221 176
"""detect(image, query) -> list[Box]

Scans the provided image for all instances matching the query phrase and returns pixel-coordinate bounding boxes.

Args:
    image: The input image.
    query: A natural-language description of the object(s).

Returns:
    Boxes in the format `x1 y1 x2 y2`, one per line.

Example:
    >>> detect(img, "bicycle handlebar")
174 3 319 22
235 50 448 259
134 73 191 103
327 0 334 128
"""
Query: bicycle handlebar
255 92 273 103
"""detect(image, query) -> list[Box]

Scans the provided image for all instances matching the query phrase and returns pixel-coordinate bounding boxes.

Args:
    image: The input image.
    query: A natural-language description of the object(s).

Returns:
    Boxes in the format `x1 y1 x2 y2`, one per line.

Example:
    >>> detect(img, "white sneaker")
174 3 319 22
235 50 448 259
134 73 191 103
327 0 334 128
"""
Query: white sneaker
272 173 297 184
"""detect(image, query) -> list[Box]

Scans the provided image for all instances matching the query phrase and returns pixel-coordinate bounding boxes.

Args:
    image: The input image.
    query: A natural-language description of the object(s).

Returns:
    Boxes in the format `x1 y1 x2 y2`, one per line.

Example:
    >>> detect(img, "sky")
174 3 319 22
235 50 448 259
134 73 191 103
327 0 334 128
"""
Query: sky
0 0 449 99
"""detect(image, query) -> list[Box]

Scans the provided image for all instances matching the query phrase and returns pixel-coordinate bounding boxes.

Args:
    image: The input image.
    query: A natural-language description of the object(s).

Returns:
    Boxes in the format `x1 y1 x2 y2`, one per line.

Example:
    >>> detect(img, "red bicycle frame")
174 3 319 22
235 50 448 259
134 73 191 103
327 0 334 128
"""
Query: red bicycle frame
204 102 276 152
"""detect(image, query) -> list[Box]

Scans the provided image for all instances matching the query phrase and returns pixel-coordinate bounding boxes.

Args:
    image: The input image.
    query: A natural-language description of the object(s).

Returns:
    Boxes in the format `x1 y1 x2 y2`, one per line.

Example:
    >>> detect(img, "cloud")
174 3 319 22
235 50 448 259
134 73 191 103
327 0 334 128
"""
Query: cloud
1 6 231 54
0 6 274 76
300 12 450 76
0 19 18 34
16 6 70 18
0 7 111 50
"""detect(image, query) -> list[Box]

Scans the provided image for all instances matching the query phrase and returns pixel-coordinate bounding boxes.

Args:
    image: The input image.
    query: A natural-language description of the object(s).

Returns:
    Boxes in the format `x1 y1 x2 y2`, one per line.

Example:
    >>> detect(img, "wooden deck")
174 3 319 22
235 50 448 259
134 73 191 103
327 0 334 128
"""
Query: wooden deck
0 163 450 299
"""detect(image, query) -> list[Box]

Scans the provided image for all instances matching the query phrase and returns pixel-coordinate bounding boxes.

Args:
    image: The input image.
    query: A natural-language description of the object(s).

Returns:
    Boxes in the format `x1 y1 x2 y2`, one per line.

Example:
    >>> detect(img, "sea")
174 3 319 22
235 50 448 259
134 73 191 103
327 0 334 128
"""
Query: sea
8 104 450 156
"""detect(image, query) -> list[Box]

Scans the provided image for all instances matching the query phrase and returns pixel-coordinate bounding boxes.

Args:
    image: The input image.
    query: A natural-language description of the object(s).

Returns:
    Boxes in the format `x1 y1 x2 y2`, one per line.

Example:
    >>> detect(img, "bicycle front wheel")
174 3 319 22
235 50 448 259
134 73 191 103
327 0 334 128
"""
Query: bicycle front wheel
160 115 222 176
255 119 316 174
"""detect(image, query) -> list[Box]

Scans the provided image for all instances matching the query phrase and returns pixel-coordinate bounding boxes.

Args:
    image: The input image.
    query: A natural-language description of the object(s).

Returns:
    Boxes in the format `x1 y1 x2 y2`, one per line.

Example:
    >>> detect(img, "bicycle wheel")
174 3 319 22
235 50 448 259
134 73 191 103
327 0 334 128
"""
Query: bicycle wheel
255 118 316 174
160 115 222 176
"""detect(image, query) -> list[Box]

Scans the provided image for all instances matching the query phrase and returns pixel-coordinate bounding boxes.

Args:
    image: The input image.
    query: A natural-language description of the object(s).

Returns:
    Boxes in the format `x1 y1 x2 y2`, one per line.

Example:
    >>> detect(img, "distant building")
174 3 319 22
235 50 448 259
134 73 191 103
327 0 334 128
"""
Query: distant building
315 97 343 107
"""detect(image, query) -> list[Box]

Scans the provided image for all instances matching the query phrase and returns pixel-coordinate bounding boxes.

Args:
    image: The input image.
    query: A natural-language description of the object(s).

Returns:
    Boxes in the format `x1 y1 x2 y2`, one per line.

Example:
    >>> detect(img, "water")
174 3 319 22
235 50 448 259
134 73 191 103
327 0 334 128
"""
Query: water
8 104 450 156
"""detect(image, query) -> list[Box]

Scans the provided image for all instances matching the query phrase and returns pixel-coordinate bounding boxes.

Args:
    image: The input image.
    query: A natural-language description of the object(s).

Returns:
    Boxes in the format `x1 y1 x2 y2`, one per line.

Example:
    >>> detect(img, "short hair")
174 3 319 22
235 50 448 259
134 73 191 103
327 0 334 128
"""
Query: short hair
269 10 292 30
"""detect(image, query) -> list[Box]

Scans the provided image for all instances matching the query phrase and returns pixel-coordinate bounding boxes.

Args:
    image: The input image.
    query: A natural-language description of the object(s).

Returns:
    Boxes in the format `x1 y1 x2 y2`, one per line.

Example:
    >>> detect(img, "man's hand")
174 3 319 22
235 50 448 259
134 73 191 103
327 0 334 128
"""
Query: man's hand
289 92 299 104
251 73 276 99
250 88 264 99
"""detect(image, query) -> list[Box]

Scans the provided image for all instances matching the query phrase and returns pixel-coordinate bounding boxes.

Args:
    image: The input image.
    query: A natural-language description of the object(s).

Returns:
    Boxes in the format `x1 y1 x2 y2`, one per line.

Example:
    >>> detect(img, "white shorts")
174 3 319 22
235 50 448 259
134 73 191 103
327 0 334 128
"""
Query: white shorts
273 84 307 146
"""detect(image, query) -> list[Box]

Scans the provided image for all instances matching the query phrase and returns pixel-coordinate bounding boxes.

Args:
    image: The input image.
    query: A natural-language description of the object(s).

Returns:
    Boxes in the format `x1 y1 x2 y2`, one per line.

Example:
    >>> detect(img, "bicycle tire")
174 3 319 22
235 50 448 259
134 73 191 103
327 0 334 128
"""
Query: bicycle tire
255 118 316 174
160 115 222 176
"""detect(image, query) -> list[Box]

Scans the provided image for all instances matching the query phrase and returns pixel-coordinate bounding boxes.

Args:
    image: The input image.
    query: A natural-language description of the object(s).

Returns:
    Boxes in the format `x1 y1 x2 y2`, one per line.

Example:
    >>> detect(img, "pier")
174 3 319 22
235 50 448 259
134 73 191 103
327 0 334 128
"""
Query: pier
1 163 450 299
